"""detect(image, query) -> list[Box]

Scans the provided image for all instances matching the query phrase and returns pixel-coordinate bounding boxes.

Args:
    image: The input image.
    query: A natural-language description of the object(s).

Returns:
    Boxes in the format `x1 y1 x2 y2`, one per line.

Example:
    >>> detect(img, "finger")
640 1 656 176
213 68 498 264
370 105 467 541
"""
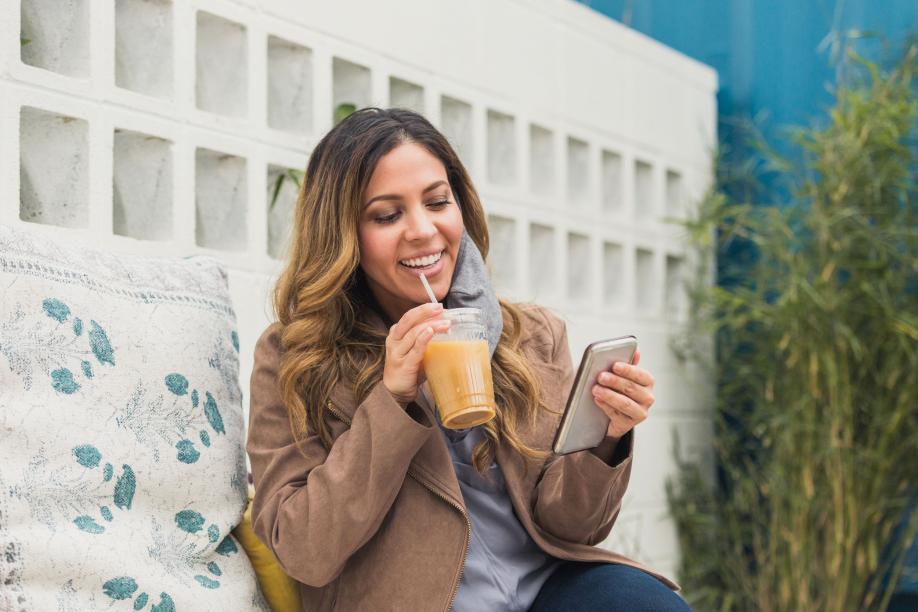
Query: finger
592 386 648 422
408 324 438 360
632 347 641 366
396 319 450 359
595 373 654 406
391 302 443 341
610 361 655 387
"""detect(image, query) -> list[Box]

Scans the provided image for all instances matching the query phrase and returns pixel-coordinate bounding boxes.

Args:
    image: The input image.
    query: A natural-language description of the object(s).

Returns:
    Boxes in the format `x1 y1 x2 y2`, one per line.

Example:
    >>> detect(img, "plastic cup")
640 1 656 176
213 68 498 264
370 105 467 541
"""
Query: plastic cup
422 307 497 429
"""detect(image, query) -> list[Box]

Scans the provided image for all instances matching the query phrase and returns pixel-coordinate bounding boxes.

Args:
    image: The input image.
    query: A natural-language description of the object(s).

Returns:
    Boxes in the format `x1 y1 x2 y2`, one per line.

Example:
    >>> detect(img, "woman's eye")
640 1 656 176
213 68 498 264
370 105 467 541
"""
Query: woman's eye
375 212 400 224
428 199 451 209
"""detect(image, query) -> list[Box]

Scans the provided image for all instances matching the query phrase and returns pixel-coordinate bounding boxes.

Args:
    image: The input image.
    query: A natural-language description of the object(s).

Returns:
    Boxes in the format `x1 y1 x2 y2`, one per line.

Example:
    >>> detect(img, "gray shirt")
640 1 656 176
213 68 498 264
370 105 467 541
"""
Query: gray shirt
426 388 560 611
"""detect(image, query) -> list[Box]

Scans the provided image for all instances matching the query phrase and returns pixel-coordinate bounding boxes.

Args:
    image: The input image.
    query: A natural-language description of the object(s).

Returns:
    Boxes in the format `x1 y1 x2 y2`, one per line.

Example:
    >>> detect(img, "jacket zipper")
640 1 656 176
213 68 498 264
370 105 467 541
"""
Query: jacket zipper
325 401 470 612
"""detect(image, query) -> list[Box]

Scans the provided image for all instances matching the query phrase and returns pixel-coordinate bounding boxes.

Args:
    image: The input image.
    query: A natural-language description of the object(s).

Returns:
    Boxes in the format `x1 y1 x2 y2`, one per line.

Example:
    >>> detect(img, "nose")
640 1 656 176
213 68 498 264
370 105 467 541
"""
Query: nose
404 205 437 242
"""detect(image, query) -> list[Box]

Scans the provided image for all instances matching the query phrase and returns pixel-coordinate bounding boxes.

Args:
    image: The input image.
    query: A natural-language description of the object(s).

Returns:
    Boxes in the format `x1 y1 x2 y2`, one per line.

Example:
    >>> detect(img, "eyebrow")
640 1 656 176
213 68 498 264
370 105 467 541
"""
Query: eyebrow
363 180 449 209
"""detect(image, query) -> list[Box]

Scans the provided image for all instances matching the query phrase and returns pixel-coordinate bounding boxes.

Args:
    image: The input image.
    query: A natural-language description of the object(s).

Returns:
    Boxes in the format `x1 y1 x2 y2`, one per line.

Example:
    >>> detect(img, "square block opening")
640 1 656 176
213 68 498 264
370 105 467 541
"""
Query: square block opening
567 232 591 301
635 160 654 220
195 148 247 251
529 124 554 196
665 255 686 318
332 57 371 123
113 129 173 241
116 0 173 98
666 169 683 217
19 107 89 228
486 215 516 292
267 36 313 134
529 223 556 298
603 242 624 306
566 137 590 205
635 248 656 311
196 11 248 117
266 165 300 260
20 0 90 77
601 150 623 213
487 110 516 186
440 96 473 168
389 77 424 114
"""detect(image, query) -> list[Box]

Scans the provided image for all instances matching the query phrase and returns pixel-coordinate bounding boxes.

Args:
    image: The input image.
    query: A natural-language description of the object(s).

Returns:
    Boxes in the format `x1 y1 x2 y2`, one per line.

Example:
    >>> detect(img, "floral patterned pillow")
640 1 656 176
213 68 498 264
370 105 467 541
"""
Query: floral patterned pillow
0 225 268 611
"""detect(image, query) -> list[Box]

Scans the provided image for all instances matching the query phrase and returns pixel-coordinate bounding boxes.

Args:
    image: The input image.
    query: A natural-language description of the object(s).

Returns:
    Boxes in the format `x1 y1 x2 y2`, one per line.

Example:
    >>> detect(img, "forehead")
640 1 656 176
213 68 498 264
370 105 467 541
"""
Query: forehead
365 142 448 194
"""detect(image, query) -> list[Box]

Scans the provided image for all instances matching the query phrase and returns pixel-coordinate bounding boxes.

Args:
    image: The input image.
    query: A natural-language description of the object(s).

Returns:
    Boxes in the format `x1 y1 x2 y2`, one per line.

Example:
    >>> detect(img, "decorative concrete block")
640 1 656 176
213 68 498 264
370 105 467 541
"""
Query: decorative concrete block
486 214 516 292
196 11 248 118
665 169 683 218
566 136 589 206
529 124 554 196
529 223 555 298
601 150 623 213
115 0 173 98
389 77 424 114
267 36 312 134
603 242 624 306
331 57 370 122
20 0 90 77
440 95 473 169
113 129 173 241
195 148 247 251
665 255 685 319
19 106 89 228
635 247 656 311
266 165 298 260
635 159 655 220
567 232 591 301
487 109 516 185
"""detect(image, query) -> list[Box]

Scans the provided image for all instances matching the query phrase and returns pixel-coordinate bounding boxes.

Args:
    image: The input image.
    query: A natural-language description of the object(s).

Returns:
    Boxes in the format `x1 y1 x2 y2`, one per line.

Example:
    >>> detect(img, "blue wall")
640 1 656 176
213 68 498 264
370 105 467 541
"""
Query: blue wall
580 1 918 185
575 1 918 604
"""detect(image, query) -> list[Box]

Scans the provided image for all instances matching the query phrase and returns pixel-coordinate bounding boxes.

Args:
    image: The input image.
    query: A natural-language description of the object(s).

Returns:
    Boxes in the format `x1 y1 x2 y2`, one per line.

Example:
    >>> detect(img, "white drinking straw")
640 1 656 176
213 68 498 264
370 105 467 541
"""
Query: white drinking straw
419 273 438 304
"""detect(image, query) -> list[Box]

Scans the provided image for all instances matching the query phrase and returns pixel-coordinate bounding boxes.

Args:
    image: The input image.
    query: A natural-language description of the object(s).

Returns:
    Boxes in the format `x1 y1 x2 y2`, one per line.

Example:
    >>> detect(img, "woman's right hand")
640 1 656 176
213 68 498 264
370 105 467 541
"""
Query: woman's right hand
383 302 451 405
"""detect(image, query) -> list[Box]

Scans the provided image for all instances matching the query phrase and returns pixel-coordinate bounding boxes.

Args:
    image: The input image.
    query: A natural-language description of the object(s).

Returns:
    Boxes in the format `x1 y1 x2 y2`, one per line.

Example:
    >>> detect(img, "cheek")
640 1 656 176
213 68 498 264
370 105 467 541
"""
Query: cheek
358 225 395 272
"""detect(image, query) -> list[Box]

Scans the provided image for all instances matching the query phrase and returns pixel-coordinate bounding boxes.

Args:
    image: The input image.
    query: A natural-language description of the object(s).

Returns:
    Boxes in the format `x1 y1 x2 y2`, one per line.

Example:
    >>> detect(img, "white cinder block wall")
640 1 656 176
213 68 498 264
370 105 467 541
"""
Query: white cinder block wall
1 0 717 579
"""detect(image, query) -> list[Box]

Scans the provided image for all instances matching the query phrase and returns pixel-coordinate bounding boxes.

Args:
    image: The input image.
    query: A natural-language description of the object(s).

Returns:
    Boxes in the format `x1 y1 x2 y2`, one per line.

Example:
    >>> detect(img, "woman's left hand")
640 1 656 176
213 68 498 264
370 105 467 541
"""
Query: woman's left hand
591 348 655 440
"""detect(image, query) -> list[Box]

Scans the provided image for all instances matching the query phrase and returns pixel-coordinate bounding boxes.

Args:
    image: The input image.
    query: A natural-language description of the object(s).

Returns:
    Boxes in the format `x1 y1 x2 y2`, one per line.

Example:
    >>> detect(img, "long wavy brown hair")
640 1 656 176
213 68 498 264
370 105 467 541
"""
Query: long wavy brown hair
273 107 550 474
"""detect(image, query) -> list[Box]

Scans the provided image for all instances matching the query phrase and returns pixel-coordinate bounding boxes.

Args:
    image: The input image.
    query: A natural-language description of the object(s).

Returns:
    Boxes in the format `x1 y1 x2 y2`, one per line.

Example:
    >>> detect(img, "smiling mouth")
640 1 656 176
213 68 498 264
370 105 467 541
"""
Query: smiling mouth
398 250 444 270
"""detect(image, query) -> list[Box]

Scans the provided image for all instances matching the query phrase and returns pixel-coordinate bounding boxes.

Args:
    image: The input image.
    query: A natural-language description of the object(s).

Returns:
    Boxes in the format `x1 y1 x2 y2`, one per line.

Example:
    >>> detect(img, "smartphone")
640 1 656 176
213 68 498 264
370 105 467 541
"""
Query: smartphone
551 335 638 455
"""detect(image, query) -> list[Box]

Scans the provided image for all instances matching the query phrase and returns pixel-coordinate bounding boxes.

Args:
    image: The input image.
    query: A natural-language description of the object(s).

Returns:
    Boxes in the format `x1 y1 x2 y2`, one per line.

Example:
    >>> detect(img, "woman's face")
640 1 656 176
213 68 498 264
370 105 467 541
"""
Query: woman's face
358 141 464 322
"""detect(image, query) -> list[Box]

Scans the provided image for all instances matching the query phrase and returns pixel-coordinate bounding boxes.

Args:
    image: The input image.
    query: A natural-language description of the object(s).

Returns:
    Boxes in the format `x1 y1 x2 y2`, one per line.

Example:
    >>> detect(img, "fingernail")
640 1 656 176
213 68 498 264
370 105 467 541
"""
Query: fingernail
613 362 624 373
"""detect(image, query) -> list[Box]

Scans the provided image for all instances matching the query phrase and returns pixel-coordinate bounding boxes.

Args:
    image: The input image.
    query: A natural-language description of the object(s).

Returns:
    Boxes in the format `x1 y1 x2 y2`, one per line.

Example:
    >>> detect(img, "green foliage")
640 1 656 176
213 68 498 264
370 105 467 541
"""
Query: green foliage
667 45 918 611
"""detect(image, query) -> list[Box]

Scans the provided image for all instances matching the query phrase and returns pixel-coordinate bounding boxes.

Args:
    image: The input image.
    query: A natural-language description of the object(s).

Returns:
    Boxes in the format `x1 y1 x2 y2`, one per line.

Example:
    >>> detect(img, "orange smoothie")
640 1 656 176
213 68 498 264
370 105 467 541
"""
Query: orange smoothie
422 338 496 429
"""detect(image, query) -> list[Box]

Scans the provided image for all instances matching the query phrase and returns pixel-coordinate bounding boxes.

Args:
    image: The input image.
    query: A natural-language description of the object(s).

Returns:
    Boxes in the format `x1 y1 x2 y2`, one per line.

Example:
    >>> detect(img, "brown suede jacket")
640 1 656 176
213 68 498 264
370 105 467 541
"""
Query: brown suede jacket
246 304 677 611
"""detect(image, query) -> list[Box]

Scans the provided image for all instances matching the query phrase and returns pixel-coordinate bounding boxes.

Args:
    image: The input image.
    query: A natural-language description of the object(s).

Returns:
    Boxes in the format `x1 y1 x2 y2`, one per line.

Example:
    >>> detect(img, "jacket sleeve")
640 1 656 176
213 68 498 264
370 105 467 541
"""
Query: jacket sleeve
531 308 635 545
246 326 435 587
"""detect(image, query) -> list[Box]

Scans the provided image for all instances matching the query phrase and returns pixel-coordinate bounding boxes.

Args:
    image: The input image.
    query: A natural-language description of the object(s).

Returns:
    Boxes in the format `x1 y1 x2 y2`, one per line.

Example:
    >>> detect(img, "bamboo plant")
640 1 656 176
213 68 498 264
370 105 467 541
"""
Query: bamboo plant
667 45 918 611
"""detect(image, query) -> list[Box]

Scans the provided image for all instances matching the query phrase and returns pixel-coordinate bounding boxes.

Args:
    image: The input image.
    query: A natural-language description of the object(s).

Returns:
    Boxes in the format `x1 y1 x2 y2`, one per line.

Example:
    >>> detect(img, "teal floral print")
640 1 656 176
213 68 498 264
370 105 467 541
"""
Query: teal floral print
0 298 115 393
12 445 134 534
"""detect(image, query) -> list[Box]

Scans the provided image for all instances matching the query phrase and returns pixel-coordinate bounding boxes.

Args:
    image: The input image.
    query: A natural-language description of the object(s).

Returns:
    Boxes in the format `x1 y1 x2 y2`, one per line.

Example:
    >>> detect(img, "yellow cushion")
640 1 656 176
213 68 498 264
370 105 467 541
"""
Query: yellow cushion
234 492 301 612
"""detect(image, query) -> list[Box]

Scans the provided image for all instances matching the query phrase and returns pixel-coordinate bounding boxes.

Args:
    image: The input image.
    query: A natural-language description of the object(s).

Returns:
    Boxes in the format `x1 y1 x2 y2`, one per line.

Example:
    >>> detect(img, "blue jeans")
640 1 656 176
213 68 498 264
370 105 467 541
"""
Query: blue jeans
529 562 692 611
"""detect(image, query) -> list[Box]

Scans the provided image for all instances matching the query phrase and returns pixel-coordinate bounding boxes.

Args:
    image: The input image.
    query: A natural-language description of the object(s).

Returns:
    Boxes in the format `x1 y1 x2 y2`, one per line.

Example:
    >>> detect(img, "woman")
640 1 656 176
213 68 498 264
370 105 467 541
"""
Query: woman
247 108 690 611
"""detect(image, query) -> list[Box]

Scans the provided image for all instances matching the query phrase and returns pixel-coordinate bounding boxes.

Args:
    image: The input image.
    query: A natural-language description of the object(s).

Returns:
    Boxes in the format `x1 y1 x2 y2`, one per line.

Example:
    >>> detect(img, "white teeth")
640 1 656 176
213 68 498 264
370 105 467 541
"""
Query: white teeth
400 251 442 268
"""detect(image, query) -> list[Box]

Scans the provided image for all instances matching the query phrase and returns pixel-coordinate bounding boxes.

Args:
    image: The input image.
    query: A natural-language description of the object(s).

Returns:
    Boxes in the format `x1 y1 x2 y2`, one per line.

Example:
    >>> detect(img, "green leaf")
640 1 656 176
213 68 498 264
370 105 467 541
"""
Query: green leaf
102 577 137 600
89 320 115 366
73 444 101 468
113 465 136 510
203 392 225 435
333 102 357 125
42 298 69 322
174 509 205 534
